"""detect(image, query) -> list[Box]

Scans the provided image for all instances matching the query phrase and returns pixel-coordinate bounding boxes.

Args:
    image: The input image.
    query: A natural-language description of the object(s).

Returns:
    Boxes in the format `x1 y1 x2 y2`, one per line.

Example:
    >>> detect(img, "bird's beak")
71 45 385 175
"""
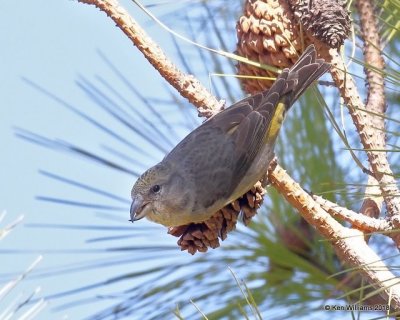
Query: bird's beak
130 195 148 223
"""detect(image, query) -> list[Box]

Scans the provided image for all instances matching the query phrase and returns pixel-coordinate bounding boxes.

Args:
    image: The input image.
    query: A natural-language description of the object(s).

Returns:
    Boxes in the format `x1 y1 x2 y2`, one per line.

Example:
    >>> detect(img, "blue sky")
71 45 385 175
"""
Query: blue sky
0 1 206 318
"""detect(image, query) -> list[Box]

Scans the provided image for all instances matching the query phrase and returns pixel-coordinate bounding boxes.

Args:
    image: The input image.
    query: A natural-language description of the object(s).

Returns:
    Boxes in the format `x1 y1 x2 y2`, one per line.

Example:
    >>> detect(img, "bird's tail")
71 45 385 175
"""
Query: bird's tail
283 45 331 105
254 45 329 114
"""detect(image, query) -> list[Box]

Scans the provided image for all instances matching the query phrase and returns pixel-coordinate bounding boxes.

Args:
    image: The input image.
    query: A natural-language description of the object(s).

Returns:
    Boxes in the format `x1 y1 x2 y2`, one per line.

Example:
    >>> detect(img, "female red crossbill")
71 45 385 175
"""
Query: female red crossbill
130 45 330 227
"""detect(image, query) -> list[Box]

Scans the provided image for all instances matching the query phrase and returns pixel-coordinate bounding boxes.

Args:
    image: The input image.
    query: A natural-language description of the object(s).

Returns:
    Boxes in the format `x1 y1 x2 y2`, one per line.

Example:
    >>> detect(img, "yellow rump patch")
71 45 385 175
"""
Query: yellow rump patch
265 101 286 143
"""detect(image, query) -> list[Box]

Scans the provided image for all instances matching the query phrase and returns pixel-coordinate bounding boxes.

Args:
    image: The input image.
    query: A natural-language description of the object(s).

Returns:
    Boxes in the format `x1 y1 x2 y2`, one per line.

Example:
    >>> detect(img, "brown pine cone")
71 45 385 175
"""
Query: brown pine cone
168 181 266 255
236 0 347 93
236 0 303 94
288 0 351 49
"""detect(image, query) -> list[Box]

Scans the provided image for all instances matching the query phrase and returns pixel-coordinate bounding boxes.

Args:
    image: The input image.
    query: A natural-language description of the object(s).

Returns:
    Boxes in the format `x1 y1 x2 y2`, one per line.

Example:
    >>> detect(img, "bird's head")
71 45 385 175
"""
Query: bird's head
130 162 190 226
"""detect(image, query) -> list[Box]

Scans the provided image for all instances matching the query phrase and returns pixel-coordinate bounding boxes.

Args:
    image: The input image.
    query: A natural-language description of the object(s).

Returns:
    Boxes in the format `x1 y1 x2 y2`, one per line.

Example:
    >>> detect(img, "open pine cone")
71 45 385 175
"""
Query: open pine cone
168 181 265 255
236 0 303 93
236 0 351 94
288 0 351 49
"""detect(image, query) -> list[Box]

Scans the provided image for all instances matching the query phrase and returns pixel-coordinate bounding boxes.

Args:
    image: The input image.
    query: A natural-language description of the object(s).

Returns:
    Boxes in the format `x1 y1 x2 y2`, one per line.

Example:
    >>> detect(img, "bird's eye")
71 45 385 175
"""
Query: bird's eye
151 185 161 193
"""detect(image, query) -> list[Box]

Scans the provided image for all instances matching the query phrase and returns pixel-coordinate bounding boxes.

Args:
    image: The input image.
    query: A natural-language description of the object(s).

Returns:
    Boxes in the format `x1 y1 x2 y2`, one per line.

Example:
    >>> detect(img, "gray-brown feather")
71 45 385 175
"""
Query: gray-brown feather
164 124 236 211
161 45 330 215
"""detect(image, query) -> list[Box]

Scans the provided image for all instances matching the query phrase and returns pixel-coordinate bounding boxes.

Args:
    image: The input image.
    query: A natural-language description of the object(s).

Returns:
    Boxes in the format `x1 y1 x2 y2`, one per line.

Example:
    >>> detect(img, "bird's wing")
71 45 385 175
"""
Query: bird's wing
165 122 237 210
207 76 288 193
165 45 329 211
204 44 330 193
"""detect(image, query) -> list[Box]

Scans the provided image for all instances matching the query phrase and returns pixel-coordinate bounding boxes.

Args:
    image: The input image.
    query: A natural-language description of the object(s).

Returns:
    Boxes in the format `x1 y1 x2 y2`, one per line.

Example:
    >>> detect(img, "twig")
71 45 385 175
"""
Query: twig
312 194 391 233
77 0 222 118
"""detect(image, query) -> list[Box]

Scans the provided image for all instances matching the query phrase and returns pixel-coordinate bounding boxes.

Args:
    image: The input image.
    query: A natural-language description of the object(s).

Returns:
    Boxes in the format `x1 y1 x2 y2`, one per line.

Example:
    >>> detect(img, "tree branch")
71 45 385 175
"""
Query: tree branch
328 48 400 234
77 0 222 118
355 0 386 232
312 194 391 233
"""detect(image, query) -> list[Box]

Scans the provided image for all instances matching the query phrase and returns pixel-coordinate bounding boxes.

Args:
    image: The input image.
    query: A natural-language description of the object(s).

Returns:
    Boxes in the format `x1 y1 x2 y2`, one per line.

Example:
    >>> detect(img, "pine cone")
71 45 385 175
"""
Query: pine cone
236 0 303 94
168 181 265 255
236 0 349 93
288 0 351 49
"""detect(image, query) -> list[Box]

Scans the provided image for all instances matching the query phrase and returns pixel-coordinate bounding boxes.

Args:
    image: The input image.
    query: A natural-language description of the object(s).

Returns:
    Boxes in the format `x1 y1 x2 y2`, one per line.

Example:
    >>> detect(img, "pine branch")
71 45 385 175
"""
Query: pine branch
356 0 386 237
328 48 400 242
312 194 391 233
77 0 222 118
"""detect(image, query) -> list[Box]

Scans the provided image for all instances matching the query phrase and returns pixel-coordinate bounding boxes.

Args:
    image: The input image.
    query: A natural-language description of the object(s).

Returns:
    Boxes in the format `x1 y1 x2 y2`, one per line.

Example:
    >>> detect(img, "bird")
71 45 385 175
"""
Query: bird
130 45 330 227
